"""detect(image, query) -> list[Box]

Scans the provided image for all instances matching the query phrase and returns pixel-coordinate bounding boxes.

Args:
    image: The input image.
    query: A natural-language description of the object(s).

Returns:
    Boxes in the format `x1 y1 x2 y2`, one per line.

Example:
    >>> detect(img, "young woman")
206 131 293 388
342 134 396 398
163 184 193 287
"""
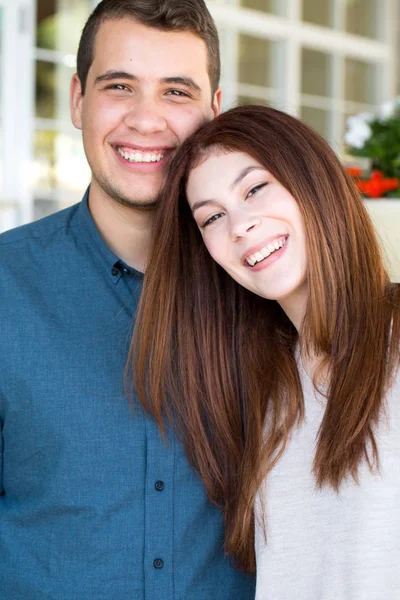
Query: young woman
132 105 400 599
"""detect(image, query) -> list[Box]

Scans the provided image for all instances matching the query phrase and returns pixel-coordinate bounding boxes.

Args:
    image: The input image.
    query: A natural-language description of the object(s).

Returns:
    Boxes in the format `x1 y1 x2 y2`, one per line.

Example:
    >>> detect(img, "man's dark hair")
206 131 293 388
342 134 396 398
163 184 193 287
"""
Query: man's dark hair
77 0 220 96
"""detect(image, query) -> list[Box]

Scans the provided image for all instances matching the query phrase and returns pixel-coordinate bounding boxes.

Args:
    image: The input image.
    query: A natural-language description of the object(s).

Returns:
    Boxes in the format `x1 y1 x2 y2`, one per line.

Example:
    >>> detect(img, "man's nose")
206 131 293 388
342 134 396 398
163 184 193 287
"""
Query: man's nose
123 96 168 136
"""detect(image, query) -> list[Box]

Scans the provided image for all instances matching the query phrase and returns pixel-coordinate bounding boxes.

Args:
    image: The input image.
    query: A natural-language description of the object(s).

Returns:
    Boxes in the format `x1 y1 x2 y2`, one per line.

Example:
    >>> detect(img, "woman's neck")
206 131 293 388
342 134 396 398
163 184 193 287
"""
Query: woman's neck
278 283 308 333
278 286 330 384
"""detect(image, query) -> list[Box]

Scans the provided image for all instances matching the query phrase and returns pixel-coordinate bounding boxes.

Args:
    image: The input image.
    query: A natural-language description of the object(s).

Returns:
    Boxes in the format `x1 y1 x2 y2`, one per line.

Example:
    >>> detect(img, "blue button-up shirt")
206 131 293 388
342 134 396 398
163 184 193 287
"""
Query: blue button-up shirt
0 191 255 599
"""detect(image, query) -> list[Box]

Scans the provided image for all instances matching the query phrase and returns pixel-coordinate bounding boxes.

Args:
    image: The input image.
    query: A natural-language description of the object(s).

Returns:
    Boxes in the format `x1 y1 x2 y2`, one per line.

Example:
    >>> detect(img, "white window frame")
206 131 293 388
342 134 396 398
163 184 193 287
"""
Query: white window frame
0 0 98 230
208 0 396 149
0 0 398 231
0 0 35 231
32 0 97 218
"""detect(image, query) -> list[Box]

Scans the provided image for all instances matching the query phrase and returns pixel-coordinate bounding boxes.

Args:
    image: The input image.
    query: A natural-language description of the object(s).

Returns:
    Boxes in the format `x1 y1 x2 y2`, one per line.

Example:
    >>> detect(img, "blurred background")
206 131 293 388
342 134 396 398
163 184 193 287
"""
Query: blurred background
0 0 399 275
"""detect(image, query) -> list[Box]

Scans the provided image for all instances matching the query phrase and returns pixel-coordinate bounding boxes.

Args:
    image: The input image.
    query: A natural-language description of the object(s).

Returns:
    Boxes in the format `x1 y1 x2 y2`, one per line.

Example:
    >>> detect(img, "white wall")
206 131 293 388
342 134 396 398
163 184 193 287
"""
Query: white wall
366 200 400 282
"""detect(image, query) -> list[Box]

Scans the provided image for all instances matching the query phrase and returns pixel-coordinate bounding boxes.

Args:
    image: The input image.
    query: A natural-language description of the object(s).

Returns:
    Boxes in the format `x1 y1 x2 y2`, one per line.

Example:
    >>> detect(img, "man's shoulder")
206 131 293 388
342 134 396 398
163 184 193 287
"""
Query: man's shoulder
0 202 81 250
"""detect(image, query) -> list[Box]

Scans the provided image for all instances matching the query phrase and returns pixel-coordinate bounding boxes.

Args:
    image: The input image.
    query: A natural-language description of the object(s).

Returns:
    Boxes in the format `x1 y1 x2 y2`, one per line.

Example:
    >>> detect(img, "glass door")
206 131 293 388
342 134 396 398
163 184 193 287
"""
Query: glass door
0 0 35 232
0 1 5 227
34 0 93 220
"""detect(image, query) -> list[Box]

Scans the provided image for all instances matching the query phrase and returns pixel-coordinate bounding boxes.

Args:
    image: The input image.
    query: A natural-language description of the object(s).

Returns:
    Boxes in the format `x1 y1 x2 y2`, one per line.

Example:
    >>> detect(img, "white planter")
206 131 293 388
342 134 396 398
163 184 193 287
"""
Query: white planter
365 200 400 282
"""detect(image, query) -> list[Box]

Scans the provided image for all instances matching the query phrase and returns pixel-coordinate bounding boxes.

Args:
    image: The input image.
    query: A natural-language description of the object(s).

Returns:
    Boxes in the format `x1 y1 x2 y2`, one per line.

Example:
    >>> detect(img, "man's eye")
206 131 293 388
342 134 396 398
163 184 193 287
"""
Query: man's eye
166 89 191 98
203 213 223 227
246 183 268 199
107 84 129 91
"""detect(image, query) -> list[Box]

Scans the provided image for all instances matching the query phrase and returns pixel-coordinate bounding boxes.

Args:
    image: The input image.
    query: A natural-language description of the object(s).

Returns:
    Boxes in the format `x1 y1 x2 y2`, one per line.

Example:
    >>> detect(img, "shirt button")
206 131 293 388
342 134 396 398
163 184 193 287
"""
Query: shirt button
111 267 119 276
153 558 164 569
155 481 165 492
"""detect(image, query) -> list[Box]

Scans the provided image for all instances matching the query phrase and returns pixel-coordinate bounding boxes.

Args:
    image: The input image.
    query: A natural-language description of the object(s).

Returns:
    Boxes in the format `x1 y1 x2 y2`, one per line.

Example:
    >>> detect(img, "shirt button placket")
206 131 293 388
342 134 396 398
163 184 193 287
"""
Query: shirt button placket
144 416 174 599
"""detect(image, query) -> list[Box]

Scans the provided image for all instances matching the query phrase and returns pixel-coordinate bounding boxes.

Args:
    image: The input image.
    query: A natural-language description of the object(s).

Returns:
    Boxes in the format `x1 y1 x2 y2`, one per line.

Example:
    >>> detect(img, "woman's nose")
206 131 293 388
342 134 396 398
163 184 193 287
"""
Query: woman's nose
229 210 261 240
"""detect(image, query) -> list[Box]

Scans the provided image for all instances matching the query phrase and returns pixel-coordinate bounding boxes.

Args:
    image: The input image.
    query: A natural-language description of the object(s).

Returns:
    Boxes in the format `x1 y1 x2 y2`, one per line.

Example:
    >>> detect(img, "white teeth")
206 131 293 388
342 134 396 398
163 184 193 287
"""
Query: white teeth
245 236 287 267
117 147 165 163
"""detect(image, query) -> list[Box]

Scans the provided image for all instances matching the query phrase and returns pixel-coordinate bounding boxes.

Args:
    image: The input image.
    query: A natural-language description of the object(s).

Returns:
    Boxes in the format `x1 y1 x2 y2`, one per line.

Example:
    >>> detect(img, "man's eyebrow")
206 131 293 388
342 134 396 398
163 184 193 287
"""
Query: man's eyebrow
230 166 265 190
94 70 138 84
94 72 201 93
160 76 201 92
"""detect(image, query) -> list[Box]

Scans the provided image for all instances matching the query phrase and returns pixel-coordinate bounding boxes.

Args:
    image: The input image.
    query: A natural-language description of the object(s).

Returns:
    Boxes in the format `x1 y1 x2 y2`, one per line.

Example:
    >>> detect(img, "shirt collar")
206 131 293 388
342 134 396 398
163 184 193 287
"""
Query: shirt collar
77 187 144 285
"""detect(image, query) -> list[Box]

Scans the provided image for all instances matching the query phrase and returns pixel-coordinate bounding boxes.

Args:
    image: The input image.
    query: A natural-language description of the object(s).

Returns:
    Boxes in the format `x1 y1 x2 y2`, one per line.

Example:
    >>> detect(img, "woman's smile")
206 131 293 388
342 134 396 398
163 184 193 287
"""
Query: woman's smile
243 235 289 269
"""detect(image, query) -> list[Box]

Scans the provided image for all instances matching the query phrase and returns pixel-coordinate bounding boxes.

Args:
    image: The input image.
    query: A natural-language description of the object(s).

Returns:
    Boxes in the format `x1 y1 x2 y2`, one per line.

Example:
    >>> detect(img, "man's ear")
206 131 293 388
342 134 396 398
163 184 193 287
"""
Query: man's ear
70 74 84 130
212 87 222 118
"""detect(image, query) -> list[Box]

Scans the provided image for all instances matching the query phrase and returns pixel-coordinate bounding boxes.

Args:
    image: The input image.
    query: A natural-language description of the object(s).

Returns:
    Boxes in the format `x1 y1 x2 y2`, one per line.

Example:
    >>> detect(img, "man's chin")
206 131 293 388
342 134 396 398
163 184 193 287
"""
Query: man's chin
96 177 161 211
110 192 159 212
121 198 158 212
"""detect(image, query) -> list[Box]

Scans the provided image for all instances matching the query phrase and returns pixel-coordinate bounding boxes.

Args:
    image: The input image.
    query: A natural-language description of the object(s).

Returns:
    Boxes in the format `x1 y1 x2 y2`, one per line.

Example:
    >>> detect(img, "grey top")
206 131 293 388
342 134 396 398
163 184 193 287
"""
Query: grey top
255 355 400 600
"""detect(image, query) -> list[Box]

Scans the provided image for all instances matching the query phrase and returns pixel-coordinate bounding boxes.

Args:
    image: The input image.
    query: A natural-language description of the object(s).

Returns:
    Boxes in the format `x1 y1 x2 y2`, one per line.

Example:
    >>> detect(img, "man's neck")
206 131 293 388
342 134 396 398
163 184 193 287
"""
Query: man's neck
87 185 155 273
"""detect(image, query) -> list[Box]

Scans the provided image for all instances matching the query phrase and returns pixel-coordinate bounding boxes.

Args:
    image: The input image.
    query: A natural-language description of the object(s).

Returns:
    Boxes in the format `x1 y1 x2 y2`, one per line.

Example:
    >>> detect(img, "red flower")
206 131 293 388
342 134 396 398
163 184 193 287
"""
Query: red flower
346 166 363 178
354 170 398 198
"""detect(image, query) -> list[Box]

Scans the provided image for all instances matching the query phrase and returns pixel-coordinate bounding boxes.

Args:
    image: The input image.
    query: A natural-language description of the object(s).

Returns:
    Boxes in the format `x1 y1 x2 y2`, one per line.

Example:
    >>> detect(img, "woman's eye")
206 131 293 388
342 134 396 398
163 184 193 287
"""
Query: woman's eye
246 183 268 199
203 213 223 227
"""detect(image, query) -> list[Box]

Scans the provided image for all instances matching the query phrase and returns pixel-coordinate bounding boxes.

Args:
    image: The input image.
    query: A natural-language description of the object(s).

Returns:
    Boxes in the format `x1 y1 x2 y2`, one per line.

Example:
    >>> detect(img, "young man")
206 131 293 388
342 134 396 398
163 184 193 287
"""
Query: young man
0 1 255 598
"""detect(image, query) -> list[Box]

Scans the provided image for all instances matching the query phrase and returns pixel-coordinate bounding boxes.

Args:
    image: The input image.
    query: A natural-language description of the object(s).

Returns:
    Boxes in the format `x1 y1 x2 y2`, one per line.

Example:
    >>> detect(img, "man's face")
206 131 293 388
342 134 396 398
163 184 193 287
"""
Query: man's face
70 19 221 210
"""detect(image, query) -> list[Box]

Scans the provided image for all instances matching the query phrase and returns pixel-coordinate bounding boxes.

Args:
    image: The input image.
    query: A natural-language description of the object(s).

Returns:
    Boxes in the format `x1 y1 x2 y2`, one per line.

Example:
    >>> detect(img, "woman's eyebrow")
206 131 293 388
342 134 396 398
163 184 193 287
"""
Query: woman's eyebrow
191 167 266 213
191 199 217 214
230 166 265 190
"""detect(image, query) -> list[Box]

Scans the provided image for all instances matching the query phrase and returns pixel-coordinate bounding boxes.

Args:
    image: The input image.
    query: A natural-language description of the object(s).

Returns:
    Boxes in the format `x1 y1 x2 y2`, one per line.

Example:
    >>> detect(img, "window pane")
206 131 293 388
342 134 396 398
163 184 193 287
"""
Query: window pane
36 0 92 54
33 130 90 193
36 60 75 120
302 0 334 28
237 96 270 107
33 197 63 221
239 0 285 15
301 49 332 97
300 106 331 140
239 35 276 87
346 0 380 40
0 5 3 197
345 58 377 104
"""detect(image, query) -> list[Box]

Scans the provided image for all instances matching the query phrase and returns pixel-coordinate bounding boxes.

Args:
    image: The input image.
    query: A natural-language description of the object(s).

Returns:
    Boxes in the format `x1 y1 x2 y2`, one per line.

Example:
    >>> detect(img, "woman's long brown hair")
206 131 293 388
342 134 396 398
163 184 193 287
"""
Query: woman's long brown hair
129 105 400 573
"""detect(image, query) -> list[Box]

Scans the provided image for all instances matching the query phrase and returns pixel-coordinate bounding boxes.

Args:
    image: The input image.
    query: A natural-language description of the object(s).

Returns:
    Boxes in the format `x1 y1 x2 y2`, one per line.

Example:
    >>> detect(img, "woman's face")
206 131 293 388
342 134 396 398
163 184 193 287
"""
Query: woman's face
186 150 309 313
